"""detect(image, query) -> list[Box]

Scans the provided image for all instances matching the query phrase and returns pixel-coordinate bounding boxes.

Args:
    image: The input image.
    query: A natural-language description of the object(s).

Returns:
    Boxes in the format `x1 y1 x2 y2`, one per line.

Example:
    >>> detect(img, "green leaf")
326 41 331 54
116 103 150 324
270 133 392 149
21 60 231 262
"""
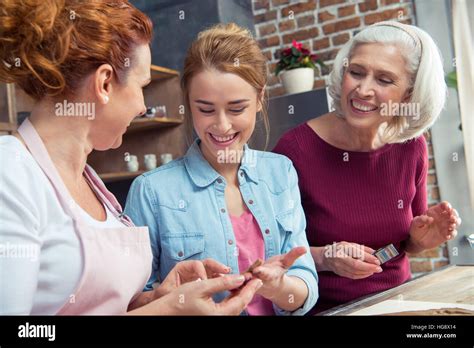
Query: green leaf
446 71 457 90
291 47 301 56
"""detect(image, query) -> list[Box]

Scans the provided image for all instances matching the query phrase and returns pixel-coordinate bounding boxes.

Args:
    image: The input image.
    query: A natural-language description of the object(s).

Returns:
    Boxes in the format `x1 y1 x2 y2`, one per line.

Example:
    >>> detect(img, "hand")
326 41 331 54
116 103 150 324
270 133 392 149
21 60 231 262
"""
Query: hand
248 246 306 300
158 274 263 315
156 259 231 298
409 201 461 250
322 241 382 280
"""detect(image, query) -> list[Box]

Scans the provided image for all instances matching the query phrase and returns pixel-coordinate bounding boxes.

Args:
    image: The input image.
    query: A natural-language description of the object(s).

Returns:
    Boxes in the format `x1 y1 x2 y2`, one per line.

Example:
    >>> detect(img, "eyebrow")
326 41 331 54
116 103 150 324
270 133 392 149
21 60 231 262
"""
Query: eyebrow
349 63 397 78
194 99 250 105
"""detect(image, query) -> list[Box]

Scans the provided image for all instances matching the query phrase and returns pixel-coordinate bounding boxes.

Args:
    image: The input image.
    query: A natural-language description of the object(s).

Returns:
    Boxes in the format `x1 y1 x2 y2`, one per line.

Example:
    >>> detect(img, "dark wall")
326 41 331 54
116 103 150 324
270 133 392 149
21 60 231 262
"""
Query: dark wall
251 88 329 151
130 0 254 71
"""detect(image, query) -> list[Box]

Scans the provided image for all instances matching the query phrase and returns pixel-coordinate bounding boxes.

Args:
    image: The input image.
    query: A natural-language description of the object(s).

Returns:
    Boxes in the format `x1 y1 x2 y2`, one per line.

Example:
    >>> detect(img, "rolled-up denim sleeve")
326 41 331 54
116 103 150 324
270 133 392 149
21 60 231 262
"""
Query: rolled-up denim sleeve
124 174 160 292
274 162 319 316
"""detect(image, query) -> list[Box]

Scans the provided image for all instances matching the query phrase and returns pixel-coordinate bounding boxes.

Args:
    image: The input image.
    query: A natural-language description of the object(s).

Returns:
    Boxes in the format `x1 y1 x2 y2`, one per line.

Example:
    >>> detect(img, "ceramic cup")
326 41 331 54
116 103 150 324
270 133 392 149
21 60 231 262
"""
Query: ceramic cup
126 155 139 172
160 153 173 165
144 154 157 170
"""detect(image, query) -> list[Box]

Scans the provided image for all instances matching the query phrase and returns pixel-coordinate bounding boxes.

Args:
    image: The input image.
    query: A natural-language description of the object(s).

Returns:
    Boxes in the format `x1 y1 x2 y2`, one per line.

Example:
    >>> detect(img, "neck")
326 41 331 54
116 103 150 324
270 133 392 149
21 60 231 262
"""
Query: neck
27 100 94 183
200 144 240 185
335 114 385 151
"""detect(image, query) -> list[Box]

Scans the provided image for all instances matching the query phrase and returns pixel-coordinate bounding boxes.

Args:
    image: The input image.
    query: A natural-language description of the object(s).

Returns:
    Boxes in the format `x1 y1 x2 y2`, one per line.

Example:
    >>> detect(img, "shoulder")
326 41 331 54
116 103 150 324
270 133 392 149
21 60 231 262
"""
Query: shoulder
248 148 298 193
396 135 428 159
253 148 293 171
0 136 49 192
0 136 55 230
128 157 189 198
142 157 187 180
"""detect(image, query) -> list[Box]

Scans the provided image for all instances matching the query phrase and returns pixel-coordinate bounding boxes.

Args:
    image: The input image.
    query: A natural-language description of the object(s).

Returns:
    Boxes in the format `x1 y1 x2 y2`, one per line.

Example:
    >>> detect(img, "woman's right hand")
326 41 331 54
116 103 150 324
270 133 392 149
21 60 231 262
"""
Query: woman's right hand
315 242 383 280
151 274 263 315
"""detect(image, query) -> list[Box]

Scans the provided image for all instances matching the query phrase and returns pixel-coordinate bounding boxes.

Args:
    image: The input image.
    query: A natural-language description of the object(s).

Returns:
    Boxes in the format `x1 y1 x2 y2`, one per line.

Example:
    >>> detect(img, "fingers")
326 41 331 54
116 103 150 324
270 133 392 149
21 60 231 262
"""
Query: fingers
453 209 462 226
253 265 281 281
281 246 307 269
218 279 263 315
346 243 380 265
202 258 231 278
413 215 433 228
182 260 209 282
362 251 381 266
446 229 458 240
348 257 382 274
363 245 376 254
201 274 247 296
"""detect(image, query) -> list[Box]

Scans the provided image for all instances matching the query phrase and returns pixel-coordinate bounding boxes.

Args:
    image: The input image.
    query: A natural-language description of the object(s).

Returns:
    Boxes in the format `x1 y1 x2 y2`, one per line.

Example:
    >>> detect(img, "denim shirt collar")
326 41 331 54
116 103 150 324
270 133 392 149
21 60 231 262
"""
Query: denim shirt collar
184 139 259 188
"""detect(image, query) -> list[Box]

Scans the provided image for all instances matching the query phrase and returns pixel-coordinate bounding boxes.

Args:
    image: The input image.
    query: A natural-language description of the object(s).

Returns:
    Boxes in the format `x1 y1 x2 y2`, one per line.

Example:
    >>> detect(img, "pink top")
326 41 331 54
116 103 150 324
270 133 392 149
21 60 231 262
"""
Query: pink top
230 210 274 315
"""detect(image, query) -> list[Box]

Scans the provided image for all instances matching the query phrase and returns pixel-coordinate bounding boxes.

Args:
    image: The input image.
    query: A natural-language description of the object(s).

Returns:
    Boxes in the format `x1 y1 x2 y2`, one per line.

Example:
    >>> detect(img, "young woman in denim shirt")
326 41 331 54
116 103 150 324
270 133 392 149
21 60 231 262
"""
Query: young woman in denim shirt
125 23 318 315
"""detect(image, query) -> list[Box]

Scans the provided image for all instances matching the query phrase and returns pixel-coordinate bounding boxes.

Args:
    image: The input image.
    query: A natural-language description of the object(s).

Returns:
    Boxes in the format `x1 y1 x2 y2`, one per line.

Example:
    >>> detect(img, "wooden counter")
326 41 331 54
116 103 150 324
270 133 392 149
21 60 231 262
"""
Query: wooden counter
319 265 473 315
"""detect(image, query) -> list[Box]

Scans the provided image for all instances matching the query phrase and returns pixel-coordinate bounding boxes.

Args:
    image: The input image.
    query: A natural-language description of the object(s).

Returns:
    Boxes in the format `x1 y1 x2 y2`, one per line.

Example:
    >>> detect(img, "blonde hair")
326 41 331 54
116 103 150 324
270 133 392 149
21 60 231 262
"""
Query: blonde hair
328 21 447 143
181 23 269 148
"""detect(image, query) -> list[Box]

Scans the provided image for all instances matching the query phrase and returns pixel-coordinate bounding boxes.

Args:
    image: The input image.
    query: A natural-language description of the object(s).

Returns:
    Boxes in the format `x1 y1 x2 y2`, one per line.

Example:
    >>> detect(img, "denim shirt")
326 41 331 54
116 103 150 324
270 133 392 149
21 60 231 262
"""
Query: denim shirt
124 139 318 315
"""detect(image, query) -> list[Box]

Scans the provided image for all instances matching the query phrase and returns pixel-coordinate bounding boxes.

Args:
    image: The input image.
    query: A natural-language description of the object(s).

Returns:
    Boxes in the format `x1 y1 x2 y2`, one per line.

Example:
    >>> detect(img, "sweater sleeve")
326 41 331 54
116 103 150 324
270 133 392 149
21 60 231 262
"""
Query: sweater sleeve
411 136 429 217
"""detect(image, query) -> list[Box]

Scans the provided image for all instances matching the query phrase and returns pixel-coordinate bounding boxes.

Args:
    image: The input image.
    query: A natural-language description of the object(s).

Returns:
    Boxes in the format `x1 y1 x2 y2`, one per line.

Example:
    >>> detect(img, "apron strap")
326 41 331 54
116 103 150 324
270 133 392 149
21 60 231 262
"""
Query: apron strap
17 118 132 226
17 118 82 220
83 166 135 227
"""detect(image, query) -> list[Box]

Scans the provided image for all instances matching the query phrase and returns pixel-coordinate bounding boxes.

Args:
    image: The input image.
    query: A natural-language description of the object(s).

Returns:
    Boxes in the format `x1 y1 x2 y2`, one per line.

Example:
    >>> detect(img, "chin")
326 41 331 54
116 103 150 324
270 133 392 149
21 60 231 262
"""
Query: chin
110 137 123 149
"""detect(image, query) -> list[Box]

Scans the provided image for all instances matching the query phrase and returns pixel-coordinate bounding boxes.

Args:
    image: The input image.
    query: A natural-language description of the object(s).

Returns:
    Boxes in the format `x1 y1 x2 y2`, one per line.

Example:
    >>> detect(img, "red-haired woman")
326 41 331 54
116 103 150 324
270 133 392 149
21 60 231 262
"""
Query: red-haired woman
0 0 262 315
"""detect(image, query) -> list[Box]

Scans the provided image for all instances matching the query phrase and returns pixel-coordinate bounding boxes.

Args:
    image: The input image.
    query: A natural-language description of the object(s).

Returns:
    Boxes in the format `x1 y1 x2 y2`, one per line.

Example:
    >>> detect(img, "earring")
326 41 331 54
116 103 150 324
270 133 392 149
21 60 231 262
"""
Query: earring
103 96 109 104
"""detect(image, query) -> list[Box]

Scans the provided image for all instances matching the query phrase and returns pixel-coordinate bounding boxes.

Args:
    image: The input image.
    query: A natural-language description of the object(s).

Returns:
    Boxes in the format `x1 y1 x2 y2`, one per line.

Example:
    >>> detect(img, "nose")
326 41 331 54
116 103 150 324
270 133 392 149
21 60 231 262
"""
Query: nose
356 77 375 98
212 111 232 134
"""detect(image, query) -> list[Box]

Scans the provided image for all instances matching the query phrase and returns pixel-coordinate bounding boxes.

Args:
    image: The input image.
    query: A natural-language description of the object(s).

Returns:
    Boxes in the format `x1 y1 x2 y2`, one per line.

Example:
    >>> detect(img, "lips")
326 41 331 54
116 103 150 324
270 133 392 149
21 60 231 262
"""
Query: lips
208 132 239 146
350 98 378 115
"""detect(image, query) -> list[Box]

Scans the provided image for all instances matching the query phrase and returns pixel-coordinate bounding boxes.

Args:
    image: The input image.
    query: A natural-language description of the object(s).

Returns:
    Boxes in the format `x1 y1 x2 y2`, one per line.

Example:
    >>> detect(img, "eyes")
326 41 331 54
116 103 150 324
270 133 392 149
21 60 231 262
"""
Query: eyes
198 106 248 115
349 70 394 85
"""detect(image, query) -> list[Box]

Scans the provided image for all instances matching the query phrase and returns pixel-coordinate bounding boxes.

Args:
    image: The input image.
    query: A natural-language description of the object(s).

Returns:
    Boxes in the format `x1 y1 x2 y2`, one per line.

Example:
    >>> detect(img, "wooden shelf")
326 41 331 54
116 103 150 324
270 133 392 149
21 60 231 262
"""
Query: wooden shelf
0 122 16 132
150 64 179 80
99 171 145 183
126 117 183 134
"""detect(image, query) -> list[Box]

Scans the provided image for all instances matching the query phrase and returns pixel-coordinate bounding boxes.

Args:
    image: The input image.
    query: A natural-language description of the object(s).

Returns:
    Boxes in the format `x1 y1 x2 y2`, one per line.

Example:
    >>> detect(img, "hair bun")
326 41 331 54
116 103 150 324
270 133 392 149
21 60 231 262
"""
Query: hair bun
0 0 71 97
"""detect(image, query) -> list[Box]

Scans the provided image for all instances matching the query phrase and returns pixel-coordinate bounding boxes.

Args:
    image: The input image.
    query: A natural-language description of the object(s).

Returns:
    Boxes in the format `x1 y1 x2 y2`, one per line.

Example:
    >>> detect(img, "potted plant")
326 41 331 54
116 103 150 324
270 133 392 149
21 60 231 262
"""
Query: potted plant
275 40 325 95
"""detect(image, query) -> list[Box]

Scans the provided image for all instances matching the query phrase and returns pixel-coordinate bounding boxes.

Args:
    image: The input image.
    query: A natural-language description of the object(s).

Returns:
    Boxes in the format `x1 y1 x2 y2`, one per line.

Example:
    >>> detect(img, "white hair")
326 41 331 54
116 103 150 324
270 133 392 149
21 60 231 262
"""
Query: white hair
328 22 447 143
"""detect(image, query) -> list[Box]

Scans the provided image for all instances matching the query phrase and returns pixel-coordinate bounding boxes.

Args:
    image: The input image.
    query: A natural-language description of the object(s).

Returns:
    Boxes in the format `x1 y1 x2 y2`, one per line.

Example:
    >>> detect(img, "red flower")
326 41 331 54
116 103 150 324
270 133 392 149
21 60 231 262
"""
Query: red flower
282 47 292 56
292 39 303 50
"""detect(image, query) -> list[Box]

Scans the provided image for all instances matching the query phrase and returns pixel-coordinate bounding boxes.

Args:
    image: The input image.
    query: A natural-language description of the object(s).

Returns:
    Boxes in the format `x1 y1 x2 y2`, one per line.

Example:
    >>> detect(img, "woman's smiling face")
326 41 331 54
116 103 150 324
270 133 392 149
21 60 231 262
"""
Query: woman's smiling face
188 69 262 165
340 42 412 131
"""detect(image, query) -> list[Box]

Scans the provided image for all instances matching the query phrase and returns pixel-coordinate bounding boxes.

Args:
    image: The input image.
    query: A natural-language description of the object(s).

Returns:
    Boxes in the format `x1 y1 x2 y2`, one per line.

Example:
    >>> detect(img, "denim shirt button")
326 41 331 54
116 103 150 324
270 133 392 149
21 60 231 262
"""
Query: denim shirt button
240 171 244 177
248 199 254 204
228 240 233 245
264 229 270 234
177 251 184 257
220 208 226 213
217 178 223 184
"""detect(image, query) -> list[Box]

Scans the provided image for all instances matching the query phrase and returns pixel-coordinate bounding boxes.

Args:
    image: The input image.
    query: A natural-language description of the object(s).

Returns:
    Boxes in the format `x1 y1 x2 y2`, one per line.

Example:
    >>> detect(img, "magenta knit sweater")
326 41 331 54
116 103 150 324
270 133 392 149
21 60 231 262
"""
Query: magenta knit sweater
273 122 428 313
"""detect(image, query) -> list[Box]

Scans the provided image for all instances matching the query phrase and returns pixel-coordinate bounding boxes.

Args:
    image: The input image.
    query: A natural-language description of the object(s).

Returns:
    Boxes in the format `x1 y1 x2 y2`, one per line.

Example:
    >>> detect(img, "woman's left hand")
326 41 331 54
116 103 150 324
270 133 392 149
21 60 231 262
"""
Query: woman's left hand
409 201 462 251
156 259 231 298
248 246 307 300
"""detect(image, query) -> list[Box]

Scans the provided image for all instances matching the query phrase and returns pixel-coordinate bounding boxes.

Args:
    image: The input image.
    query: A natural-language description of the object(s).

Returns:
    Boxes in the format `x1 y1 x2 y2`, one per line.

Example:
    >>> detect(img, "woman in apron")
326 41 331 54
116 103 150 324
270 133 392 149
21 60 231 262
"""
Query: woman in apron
0 0 262 315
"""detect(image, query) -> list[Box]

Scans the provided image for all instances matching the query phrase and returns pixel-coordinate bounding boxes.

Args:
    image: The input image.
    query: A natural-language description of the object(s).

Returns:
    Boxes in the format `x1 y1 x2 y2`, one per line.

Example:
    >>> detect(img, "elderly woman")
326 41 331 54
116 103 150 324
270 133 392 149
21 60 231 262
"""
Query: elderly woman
0 0 261 315
273 21 461 313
